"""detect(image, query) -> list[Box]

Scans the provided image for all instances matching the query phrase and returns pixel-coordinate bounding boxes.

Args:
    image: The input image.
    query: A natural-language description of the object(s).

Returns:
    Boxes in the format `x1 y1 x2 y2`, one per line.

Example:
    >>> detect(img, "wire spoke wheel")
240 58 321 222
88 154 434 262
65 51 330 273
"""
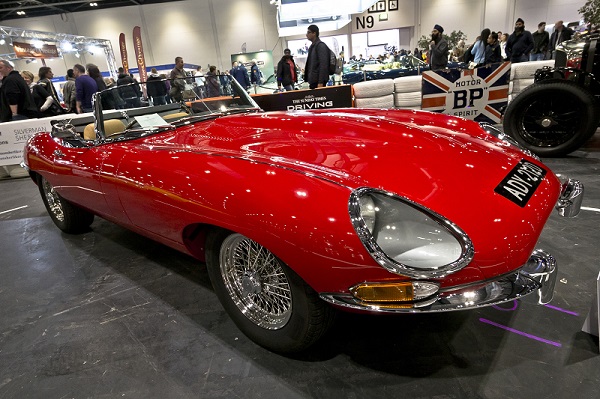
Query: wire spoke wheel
519 93 582 148
219 234 292 329
41 177 65 222
37 175 94 233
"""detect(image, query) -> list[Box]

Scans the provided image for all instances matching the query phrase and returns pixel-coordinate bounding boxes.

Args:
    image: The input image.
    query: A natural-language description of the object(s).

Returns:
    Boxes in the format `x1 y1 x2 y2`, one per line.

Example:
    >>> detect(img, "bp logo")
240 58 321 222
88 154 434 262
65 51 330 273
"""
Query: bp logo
421 62 511 124
446 75 488 118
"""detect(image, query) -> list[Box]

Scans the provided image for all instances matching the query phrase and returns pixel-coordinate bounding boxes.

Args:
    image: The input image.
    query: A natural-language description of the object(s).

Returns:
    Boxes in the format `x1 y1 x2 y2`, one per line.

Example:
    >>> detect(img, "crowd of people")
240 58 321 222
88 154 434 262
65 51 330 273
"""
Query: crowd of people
0 18 585 122
426 19 577 70
0 57 236 123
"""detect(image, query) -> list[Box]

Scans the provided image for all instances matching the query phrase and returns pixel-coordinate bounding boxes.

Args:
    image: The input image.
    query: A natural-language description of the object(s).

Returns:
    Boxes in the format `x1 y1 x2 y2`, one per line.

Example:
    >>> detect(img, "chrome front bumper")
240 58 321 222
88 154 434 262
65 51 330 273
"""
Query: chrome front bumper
556 178 583 217
320 249 557 313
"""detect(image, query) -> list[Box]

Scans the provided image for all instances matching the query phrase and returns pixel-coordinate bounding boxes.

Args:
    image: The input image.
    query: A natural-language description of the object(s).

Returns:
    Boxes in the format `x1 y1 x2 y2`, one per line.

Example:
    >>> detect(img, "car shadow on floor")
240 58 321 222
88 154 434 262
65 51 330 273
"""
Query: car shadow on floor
61 217 532 379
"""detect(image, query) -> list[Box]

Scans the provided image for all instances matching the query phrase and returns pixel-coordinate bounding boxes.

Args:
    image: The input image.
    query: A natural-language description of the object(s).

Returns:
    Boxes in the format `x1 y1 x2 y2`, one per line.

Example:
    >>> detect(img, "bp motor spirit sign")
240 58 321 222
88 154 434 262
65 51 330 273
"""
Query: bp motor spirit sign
421 62 510 124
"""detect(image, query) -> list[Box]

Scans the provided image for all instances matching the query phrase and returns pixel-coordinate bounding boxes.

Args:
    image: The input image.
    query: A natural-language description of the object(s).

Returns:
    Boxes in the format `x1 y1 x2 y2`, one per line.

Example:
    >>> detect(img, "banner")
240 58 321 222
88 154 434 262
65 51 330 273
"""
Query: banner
251 85 353 112
13 41 59 58
421 62 511 124
132 26 147 83
119 33 129 74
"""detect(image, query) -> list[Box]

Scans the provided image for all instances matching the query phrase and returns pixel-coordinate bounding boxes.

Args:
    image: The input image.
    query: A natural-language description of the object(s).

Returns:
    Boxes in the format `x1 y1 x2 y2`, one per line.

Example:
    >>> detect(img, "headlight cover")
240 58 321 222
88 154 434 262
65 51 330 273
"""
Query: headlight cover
349 188 474 279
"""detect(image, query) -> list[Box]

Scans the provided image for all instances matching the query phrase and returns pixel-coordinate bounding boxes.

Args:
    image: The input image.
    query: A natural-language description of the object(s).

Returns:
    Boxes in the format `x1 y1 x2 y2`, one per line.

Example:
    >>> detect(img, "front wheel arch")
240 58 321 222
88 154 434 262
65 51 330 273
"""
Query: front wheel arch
205 228 335 353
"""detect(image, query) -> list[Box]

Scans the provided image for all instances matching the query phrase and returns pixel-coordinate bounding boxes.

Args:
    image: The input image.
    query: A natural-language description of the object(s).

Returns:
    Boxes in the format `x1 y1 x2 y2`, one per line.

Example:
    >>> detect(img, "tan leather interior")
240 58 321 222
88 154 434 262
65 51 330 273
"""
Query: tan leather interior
83 119 126 140
163 112 189 121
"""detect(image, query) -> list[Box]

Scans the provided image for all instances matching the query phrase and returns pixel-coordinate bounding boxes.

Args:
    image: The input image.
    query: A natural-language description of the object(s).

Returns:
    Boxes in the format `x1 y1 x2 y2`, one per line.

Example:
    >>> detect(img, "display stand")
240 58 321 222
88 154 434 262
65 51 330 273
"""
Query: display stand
582 271 600 347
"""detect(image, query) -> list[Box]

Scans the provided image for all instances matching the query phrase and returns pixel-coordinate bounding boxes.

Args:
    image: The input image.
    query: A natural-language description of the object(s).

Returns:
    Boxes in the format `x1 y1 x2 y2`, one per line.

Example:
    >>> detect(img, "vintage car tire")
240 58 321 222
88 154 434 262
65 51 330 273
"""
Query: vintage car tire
38 175 94 233
205 229 335 353
503 81 600 157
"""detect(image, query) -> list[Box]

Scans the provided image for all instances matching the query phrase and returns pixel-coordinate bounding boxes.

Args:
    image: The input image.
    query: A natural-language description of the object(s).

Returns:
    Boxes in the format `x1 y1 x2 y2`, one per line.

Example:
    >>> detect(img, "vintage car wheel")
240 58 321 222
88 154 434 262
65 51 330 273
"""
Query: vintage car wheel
38 175 94 233
503 81 600 157
206 229 335 353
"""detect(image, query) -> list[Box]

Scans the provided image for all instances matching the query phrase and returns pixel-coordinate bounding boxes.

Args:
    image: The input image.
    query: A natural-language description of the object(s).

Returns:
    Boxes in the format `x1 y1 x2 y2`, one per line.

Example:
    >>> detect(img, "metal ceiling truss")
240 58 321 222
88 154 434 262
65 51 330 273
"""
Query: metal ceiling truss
0 25 118 75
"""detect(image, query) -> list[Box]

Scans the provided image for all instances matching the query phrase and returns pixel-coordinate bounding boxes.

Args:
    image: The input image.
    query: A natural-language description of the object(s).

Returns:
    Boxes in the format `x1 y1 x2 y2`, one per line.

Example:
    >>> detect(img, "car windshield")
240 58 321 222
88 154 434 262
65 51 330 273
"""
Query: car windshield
91 73 261 141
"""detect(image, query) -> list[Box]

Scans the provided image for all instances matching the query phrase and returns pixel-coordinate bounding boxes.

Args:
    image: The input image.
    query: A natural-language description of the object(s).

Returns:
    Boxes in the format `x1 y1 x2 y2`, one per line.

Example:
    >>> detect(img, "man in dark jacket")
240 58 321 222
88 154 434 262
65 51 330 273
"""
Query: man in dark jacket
276 48 298 91
230 61 250 90
304 24 330 89
506 18 534 63
117 67 141 108
530 22 550 61
429 24 449 70
73 63 98 113
0 60 39 122
550 20 574 59
146 68 168 105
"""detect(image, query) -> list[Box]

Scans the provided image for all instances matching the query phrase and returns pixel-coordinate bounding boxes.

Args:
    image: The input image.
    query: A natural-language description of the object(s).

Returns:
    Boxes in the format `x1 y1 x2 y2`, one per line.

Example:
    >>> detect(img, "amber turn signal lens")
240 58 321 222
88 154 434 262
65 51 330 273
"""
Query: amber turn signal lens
350 281 440 304
351 282 414 303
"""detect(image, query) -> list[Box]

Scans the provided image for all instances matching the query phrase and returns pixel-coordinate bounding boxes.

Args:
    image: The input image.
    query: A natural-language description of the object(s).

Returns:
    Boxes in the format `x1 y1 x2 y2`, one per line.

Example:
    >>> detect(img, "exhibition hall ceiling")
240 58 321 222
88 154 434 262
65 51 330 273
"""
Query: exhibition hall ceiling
0 0 184 21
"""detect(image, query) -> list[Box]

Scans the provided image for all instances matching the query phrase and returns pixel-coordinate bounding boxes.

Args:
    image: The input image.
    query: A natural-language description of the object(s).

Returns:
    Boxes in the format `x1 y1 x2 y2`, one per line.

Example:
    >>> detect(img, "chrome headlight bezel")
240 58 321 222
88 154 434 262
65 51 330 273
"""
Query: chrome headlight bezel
349 187 474 279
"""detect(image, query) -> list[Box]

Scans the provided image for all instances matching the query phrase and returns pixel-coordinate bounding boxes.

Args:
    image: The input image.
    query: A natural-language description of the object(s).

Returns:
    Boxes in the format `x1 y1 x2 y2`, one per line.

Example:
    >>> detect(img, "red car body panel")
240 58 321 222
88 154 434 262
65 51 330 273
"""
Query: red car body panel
24 109 562 295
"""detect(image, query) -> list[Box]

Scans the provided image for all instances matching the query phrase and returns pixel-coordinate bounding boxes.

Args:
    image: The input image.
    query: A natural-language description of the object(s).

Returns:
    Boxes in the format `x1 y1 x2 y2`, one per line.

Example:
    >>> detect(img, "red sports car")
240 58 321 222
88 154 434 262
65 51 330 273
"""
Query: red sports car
23 75 583 353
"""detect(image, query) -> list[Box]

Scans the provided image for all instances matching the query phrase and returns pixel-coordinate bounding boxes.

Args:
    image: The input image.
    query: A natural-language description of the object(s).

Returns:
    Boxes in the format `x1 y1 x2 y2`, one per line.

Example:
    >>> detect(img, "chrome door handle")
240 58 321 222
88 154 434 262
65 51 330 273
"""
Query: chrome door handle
53 149 65 158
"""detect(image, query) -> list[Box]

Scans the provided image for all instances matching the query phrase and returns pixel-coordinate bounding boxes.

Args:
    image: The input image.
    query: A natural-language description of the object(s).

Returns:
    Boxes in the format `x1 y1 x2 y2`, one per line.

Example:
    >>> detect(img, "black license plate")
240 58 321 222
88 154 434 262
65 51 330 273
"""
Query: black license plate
494 160 547 207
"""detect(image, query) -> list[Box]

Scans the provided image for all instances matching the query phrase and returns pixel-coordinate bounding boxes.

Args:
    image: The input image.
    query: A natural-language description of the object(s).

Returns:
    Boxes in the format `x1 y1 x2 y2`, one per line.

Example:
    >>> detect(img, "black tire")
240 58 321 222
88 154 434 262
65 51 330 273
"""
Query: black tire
38 175 94 234
503 80 600 157
206 229 335 353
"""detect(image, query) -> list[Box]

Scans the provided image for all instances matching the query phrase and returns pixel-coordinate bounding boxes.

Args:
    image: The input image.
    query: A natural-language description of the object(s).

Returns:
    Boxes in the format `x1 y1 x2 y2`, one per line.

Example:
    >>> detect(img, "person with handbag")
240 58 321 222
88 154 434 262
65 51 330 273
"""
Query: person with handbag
38 67 64 113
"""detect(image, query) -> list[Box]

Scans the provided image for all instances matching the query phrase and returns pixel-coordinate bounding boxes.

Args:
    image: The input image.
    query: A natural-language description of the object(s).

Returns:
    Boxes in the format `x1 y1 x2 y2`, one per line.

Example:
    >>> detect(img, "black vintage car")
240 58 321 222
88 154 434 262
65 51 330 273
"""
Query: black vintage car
503 33 600 156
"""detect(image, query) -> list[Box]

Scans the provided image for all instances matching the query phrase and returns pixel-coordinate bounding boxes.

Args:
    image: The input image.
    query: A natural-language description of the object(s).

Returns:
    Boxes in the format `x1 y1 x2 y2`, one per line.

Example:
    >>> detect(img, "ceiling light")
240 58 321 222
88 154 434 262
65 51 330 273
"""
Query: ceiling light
17 11 26 15
90 2 98 6
32 40 44 48
75 52 80 58
0 39 5 45
61 41 73 51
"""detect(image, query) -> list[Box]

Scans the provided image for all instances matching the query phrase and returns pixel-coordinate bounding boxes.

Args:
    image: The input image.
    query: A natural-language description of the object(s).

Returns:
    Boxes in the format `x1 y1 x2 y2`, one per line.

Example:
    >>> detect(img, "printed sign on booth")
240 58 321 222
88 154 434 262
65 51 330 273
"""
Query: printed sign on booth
421 62 510 124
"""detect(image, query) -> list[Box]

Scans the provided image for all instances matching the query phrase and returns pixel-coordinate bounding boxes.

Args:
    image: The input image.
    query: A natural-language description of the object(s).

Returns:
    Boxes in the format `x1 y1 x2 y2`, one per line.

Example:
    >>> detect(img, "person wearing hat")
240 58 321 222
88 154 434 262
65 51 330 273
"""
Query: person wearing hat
506 18 534 63
304 24 330 89
429 24 449 70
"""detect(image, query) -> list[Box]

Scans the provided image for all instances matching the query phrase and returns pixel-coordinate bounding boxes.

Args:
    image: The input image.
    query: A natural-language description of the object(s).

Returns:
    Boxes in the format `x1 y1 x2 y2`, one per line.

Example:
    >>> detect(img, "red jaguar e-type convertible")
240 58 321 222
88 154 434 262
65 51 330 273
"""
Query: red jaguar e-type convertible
23 75 583 353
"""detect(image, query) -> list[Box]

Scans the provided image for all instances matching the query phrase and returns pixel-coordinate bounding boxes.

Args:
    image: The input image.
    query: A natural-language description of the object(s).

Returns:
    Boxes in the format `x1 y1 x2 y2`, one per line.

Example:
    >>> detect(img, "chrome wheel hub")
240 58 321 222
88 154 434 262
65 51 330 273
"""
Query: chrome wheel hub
540 117 553 128
241 272 263 296
219 234 292 330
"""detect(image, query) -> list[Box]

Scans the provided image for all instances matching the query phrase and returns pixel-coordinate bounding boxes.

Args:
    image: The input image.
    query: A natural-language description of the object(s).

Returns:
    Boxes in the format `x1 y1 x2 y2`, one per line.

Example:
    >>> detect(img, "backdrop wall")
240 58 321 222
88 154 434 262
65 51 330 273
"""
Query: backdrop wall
1 0 586 78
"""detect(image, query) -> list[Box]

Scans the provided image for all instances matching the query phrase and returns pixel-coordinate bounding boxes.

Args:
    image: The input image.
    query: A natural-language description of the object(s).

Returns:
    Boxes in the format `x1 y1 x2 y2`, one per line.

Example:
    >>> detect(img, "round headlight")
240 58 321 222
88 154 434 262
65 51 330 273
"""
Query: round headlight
349 188 474 278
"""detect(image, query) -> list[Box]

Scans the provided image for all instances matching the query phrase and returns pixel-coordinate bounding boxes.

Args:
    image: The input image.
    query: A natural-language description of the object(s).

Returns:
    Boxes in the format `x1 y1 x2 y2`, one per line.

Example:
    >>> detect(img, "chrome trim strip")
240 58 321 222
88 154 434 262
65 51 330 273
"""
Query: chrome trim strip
348 187 475 279
556 178 584 217
320 249 557 313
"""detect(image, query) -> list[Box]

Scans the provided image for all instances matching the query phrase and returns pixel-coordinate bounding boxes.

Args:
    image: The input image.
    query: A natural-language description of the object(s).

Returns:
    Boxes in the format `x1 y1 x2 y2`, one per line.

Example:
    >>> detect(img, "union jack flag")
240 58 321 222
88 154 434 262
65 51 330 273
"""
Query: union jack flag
421 62 511 124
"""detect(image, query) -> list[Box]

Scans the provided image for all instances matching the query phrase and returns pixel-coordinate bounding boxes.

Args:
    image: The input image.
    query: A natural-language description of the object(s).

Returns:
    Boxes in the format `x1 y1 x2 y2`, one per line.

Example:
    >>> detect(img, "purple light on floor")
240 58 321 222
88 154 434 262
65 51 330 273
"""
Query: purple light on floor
479 318 562 347
544 304 579 316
